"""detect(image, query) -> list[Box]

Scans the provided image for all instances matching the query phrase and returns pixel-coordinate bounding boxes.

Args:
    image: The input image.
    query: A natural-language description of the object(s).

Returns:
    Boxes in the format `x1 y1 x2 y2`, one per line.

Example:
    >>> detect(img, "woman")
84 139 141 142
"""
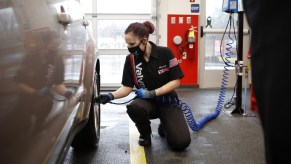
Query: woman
97 21 191 151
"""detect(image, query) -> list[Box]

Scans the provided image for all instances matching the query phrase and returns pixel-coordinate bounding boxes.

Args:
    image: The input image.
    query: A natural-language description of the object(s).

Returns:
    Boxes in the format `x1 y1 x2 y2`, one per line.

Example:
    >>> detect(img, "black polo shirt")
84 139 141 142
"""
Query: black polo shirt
122 41 184 91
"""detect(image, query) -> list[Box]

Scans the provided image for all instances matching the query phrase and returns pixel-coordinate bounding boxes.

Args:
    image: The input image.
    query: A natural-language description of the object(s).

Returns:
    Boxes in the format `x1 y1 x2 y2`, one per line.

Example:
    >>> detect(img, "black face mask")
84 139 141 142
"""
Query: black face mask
127 40 145 55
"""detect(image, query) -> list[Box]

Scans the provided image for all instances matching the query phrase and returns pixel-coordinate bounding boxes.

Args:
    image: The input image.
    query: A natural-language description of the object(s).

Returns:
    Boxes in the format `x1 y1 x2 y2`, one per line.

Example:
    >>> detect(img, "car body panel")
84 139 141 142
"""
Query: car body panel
0 0 100 163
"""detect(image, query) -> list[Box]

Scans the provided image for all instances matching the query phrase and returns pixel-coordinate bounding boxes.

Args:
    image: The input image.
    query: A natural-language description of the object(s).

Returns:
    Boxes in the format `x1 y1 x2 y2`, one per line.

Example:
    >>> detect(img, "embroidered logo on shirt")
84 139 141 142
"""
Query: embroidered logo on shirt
169 58 179 68
159 65 167 69
136 62 145 88
158 67 169 74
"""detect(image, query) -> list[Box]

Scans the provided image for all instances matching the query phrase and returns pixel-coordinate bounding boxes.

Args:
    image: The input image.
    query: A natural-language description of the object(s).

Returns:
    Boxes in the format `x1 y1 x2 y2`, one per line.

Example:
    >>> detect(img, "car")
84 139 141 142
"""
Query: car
0 0 101 163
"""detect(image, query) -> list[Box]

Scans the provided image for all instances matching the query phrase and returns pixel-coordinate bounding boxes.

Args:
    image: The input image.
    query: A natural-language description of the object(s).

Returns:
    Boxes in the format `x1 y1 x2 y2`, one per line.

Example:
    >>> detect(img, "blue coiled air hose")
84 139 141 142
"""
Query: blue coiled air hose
179 42 232 132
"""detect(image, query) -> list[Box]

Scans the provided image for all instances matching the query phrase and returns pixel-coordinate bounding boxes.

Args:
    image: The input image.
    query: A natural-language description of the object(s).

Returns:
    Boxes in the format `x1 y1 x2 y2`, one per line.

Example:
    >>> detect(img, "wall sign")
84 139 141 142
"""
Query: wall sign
191 4 199 13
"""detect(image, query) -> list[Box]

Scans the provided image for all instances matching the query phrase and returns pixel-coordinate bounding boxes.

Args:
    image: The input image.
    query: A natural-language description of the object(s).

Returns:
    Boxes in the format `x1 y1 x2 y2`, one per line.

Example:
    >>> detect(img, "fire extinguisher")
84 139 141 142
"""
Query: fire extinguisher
185 26 197 60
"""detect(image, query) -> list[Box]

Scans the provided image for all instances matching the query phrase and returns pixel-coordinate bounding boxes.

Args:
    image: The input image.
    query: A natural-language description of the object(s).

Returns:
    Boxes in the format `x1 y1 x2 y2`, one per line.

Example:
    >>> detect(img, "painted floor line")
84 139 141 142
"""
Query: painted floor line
129 120 147 164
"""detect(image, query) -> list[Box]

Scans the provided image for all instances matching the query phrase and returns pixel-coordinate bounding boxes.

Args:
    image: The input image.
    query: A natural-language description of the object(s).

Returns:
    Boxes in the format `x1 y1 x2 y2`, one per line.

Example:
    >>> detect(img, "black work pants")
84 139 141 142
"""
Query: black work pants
126 98 191 151
244 1 291 163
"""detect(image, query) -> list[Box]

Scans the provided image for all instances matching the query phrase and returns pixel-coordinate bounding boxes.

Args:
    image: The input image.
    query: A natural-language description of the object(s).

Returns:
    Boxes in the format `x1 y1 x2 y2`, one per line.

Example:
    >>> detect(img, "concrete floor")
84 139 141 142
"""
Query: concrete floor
63 88 266 164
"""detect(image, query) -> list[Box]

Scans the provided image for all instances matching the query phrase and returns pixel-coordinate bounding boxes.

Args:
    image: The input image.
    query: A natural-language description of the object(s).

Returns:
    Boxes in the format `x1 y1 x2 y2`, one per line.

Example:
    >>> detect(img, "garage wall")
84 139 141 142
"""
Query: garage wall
158 0 200 47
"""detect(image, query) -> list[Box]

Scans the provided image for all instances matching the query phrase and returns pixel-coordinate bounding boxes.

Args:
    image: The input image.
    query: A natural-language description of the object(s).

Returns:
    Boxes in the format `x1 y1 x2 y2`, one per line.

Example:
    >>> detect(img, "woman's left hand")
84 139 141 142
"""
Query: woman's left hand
135 88 156 99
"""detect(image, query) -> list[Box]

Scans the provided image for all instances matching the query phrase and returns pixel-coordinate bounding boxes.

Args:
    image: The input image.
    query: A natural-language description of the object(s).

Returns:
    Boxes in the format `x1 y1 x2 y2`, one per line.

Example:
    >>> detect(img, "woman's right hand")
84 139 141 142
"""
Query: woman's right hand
96 93 114 104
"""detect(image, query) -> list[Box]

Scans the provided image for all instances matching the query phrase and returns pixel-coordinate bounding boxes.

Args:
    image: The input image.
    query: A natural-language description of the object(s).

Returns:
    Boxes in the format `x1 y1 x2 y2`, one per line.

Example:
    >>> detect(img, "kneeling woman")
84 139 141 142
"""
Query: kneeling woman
96 21 191 151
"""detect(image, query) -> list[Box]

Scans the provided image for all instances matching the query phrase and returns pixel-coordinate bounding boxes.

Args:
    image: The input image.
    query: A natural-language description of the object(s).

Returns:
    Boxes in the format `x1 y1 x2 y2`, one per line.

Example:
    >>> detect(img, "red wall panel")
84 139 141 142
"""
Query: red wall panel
167 14 199 86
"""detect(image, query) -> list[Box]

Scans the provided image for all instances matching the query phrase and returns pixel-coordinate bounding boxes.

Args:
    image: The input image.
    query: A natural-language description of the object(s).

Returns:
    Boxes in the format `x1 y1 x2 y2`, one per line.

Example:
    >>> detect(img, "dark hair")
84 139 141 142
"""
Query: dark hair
124 21 155 39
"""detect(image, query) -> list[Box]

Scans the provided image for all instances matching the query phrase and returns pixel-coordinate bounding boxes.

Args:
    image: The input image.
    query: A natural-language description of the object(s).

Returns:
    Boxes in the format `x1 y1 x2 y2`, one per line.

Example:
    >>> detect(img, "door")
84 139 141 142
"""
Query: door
167 14 199 86
199 0 250 89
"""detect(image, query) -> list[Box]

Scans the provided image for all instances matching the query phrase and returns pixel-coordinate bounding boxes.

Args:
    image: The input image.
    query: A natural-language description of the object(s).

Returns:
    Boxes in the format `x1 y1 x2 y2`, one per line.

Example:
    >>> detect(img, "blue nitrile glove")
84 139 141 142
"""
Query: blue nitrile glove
96 93 114 104
36 87 50 96
135 88 156 99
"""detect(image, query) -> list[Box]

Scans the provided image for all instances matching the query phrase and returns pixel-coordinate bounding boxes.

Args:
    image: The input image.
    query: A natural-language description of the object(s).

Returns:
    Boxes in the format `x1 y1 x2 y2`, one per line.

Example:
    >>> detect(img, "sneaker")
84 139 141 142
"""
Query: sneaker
158 123 166 137
138 135 151 146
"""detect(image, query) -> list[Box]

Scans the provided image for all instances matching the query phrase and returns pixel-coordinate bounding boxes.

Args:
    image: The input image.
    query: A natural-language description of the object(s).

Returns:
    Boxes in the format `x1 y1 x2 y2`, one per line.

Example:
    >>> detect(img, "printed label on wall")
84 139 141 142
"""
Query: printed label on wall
191 4 200 13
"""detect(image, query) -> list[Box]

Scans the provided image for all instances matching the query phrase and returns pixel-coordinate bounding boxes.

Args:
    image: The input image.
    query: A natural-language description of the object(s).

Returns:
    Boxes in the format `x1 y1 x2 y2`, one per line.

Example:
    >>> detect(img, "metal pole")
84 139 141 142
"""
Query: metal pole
231 11 244 114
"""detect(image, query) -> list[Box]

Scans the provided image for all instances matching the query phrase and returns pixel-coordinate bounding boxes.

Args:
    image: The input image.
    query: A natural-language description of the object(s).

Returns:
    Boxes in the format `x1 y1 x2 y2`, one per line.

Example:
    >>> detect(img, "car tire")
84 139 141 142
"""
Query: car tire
71 65 101 150
71 94 101 150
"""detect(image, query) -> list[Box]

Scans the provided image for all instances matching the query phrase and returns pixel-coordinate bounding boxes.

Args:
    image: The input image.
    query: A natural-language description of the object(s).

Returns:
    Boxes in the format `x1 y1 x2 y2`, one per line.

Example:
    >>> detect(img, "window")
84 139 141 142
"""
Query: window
81 0 155 88
96 0 150 14
205 0 238 69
